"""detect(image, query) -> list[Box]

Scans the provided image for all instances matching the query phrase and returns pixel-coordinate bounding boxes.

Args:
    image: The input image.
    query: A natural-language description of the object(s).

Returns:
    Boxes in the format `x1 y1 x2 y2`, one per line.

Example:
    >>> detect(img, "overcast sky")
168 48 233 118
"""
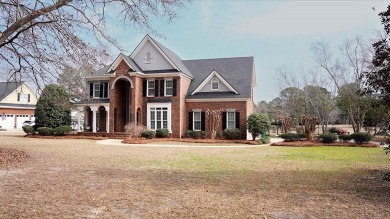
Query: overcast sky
108 0 389 104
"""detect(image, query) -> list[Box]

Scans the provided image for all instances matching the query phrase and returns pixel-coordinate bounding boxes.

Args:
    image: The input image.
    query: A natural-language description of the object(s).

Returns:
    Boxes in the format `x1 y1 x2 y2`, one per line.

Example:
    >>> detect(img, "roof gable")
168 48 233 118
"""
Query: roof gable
183 57 255 99
130 35 193 77
191 70 238 95
106 53 137 74
0 82 23 102
0 81 37 104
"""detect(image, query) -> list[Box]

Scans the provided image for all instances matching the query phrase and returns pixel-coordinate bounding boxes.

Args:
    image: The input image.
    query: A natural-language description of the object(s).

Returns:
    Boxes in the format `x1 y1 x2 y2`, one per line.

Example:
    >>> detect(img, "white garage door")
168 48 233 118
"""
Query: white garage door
0 115 15 129
16 115 29 129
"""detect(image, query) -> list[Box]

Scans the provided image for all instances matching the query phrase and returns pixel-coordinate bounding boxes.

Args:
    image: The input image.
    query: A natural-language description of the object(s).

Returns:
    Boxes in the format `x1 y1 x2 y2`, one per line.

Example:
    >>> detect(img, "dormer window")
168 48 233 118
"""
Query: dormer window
211 79 219 90
145 51 152 64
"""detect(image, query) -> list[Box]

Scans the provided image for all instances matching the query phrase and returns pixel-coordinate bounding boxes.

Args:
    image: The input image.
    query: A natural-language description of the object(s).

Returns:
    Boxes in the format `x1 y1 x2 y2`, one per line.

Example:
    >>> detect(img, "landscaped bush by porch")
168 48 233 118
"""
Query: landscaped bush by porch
156 128 169 138
53 125 72 136
141 130 155 139
185 130 207 139
222 128 241 140
338 134 352 142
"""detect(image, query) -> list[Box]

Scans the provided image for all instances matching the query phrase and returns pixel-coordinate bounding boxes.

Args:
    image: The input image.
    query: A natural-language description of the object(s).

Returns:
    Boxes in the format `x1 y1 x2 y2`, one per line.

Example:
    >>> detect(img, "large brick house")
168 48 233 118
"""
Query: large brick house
74 35 256 139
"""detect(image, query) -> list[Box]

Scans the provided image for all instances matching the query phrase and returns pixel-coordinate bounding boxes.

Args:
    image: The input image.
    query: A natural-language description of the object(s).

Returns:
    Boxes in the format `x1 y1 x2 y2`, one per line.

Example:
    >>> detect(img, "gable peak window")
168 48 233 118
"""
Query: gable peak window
211 78 219 90
147 80 155 97
145 51 152 64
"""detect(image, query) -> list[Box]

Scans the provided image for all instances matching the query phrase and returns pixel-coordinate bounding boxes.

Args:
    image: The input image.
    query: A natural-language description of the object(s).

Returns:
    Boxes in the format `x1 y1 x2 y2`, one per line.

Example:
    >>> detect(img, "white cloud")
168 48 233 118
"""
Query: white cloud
225 1 389 37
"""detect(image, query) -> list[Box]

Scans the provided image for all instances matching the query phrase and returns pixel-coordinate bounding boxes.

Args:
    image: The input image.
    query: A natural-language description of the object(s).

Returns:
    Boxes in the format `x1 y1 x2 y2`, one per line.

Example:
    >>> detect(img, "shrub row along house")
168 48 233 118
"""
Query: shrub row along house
74 35 256 139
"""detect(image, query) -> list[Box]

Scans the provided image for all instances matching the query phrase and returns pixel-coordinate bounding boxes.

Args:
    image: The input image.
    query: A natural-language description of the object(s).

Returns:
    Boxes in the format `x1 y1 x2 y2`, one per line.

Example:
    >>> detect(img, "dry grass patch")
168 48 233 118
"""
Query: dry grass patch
0 134 389 218
272 141 378 147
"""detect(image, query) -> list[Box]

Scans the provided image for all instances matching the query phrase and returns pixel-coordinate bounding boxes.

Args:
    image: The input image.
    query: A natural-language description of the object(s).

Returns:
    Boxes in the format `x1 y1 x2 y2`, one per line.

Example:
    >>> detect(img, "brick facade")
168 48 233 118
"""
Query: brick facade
186 101 250 139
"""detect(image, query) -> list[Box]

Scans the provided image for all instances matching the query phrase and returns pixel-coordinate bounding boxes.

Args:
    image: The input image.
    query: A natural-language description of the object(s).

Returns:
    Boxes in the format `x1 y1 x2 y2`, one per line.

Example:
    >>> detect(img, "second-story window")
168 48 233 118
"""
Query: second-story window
165 79 173 96
147 80 155 97
90 82 109 98
94 83 100 98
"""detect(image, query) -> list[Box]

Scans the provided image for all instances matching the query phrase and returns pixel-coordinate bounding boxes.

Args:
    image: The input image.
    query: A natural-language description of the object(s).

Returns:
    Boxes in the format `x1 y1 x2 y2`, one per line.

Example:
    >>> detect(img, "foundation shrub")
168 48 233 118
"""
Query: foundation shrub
156 128 169 138
338 134 352 142
53 125 72 136
222 128 241 140
141 130 155 139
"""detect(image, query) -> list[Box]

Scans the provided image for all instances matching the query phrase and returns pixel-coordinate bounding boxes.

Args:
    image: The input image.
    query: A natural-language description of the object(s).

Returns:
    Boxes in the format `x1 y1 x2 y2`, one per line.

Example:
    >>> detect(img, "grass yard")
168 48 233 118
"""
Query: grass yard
0 132 389 218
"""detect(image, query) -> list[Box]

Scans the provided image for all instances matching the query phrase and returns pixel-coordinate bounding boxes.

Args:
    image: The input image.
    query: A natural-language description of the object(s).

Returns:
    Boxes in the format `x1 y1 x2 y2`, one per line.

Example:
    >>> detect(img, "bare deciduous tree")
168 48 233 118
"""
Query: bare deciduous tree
311 37 372 132
125 122 146 139
0 0 187 90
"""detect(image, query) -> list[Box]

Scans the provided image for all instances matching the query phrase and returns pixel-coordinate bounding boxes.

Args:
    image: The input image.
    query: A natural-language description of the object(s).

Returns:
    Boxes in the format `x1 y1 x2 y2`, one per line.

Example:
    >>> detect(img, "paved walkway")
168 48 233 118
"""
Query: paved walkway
96 137 284 148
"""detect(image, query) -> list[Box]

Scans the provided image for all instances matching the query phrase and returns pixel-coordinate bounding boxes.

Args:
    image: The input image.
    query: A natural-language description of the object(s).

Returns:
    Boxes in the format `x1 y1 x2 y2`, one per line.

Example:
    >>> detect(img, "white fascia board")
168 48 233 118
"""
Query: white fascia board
186 98 249 102
0 105 36 109
191 70 238 95
129 35 180 72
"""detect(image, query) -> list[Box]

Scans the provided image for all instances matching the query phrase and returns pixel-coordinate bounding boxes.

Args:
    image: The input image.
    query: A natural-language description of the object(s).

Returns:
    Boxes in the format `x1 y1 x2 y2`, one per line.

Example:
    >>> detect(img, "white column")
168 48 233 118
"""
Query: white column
106 106 110 133
90 106 99 133
77 111 81 132
92 111 97 133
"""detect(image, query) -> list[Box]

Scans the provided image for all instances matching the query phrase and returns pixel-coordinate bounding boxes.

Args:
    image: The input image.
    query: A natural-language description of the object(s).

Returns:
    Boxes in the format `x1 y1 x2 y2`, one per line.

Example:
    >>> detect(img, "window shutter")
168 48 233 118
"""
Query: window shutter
28 94 30 102
235 112 240 129
99 82 104 98
222 112 226 130
89 83 93 98
172 79 177 96
155 80 159 97
201 112 206 131
160 80 165 96
17 93 20 101
142 80 146 97
188 112 193 130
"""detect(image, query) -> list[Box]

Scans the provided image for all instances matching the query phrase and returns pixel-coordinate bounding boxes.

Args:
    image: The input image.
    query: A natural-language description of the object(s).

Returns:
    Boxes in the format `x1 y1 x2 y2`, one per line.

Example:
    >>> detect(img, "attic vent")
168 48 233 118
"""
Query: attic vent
145 51 152 64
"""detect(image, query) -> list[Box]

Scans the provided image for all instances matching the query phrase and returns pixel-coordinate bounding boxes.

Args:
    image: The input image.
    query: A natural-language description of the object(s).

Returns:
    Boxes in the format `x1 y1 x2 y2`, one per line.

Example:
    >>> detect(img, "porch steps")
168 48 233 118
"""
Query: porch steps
109 132 129 139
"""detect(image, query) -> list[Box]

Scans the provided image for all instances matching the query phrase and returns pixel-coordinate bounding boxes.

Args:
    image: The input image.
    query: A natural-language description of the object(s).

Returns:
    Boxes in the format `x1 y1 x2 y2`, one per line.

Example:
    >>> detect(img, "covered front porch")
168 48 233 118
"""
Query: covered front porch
74 102 110 133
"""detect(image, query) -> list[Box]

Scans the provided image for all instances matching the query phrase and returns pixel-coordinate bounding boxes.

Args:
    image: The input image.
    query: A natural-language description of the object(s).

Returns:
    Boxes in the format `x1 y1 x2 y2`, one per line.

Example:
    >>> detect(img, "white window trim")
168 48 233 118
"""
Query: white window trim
147 80 155 97
164 79 173 96
226 111 236 129
211 78 219 91
192 110 202 131
93 82 100 98
147 102 171 132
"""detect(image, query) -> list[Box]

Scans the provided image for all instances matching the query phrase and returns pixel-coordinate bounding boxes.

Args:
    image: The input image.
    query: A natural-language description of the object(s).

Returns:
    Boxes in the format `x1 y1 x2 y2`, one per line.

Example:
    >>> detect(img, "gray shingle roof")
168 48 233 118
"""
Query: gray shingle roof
183 57 254 99
0 82 23 102
150 37 193 78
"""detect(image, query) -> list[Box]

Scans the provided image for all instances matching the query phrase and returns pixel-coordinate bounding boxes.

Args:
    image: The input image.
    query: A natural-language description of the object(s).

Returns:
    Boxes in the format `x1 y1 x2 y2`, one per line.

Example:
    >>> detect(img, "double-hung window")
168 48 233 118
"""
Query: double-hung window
165 79 173 96
211 79 219 90
92 82 109 98
227 111 236 129
147 80 155 97
94 83 100 98
193 112 201 131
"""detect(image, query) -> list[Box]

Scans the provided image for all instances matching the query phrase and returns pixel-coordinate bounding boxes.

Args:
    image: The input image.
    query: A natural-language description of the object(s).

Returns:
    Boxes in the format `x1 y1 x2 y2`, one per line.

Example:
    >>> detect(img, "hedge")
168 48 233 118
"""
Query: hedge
338 134 352 142
22 125 34 135
185 130 207 139
53 125 72 136
280 133 306 142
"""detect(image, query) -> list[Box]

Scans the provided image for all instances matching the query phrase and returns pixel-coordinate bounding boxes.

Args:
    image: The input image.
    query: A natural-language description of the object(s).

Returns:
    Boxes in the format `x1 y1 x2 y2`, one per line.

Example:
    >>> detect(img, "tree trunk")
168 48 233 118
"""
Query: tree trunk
306 130 314 141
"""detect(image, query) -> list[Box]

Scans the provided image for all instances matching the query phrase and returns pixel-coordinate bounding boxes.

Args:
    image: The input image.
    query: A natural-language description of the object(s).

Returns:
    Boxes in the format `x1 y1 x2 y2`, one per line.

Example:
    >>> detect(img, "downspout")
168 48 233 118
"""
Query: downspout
179 74 182 139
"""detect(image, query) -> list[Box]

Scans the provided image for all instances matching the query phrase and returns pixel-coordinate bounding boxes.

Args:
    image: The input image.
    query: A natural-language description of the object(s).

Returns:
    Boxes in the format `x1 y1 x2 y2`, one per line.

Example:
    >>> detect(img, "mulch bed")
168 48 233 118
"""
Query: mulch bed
122 138 259 145
0 148 30 168
271 141 379 147
27 135 108 140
